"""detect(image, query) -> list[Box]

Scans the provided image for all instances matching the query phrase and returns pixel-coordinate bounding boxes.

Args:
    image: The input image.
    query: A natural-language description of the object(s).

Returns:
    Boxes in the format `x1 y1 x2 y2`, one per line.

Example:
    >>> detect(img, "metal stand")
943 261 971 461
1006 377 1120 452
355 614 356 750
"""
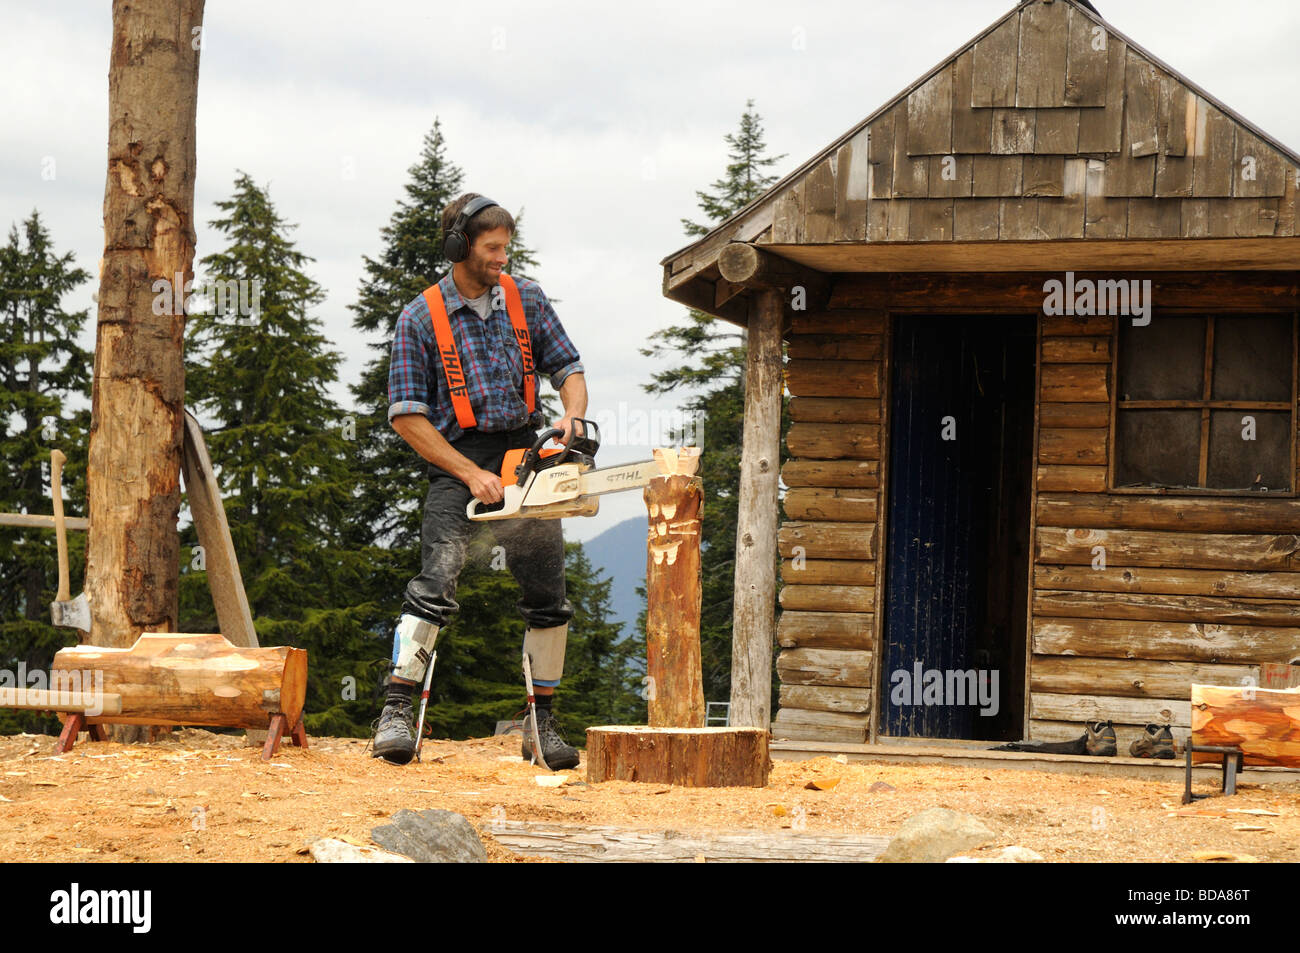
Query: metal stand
1182 743 1244 804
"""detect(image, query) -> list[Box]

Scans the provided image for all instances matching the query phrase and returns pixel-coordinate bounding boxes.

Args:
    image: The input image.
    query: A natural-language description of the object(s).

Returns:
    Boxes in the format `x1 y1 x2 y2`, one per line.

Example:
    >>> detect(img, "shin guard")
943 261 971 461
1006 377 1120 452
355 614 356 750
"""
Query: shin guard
523 623 568 687
392 614 440 682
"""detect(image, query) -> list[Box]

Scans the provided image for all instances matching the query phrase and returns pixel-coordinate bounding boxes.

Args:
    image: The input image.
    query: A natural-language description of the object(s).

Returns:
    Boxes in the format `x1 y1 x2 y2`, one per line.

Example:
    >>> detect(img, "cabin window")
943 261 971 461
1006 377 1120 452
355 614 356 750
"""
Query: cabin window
1113 313 1297 494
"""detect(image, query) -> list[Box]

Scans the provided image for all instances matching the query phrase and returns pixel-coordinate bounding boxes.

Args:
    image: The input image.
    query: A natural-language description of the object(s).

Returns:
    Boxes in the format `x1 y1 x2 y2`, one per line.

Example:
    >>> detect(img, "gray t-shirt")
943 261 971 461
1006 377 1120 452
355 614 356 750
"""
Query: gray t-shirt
465 289 493 320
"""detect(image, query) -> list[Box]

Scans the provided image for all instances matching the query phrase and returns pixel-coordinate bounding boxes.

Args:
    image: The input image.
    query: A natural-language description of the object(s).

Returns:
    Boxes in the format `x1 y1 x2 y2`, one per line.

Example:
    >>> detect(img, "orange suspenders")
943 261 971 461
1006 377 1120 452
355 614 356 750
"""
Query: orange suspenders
421 273 535 430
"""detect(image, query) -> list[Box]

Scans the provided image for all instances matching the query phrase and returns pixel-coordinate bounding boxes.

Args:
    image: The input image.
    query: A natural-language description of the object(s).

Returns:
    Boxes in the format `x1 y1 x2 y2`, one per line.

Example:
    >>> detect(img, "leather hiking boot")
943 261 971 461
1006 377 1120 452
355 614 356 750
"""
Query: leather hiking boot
372 695 417 765
1085 720 1117 757
1130 723 1177 759
522 707 580 771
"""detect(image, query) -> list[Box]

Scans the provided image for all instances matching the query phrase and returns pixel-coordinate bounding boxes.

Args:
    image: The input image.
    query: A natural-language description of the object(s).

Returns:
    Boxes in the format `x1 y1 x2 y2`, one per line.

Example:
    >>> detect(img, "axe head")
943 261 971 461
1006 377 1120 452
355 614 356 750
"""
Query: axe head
51 592 90 633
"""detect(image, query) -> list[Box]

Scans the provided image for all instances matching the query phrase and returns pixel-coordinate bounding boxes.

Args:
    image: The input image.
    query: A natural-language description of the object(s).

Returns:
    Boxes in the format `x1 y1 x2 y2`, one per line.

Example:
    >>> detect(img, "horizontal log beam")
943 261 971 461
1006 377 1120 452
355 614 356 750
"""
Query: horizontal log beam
1037 527 1300 571
789 397 881 424
781 559 876 586
772 707 870 730
783 488 877 522
785 360 880 399
1041 364 1108 402
777 610 874 649
830 272 1300 312
1035 565 1300 600
779 521 876 559
776 648 874 687
1041 336 1110 363
1038 428 1107 465
1030 656 1256 700
718 243 831 309
1036 493 1300 533
1036 465 1107 492
1031 692 1190 726
1033 617 1300 664
1033 588 1300 626
786 422 880 460
1039 402 1110 428
778 684 872 713
779 584 875 613
787 335 882 361
789 311 886 336
782 459 879 488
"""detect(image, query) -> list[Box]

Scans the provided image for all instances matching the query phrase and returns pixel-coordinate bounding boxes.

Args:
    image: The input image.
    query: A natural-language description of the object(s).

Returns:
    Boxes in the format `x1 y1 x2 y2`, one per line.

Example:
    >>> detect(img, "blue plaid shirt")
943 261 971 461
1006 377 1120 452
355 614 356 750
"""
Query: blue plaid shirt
387 273 584 441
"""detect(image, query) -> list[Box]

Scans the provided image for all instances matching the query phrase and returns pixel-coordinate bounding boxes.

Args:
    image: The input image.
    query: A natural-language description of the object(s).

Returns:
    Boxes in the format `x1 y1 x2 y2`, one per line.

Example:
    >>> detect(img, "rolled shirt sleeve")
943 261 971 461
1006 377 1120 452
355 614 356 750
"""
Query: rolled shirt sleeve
387 305 434 422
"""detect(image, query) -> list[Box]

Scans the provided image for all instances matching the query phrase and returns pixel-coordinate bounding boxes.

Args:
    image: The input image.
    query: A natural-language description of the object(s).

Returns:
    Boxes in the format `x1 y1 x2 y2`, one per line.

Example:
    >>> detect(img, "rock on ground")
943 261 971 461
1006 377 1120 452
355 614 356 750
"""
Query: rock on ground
877 807 995 863
371 808 488 863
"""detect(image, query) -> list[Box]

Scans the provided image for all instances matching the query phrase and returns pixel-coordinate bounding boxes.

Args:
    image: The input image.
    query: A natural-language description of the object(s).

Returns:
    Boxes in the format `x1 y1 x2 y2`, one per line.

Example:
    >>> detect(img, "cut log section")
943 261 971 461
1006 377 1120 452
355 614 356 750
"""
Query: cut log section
53 632 307 729
644 447 704 728
1191 683 1300 768
586 726 770 787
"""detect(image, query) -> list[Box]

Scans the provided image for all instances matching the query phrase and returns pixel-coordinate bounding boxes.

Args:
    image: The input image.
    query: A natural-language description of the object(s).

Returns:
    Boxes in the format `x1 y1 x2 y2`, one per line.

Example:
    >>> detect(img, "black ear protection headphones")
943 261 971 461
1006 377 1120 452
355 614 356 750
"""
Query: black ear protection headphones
442 195 500 263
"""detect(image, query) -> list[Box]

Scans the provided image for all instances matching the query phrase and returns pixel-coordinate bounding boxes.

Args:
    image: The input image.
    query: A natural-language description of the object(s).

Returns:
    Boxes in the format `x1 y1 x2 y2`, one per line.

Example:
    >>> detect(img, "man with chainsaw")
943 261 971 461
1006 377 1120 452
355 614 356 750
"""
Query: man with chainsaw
373 192 586 768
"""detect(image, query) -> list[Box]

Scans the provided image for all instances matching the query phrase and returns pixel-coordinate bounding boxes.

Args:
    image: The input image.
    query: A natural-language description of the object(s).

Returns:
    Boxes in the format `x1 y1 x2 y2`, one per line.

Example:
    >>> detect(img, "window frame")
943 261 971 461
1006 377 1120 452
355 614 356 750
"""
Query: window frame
1107 310 1299 497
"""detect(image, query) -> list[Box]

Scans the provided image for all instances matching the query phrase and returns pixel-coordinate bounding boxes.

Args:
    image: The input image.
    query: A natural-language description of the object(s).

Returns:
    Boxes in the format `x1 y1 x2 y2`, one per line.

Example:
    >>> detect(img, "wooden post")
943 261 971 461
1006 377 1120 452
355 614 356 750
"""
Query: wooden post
644 447 704 727
730 288 784 729
86 1 204 692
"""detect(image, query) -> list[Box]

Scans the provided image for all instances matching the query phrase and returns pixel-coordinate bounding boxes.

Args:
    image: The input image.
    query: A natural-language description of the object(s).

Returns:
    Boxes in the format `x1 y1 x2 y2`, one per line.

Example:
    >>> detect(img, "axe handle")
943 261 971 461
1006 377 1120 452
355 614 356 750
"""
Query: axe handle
50 450 70 602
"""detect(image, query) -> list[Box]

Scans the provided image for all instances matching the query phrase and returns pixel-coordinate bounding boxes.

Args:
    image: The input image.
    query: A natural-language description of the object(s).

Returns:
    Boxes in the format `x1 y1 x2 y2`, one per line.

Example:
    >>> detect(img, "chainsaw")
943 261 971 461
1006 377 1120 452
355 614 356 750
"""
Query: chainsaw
466 419 657 521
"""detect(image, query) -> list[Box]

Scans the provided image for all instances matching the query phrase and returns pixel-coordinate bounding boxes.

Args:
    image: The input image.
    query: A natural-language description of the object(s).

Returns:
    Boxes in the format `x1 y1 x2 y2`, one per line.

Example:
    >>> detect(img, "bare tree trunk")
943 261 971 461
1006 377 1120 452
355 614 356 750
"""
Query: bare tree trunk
87 0 205 742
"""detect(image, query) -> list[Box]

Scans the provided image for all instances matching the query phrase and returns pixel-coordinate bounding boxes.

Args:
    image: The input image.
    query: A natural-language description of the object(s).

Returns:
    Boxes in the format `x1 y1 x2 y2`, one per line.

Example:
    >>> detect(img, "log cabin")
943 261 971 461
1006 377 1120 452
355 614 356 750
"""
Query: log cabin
659 0 1300 753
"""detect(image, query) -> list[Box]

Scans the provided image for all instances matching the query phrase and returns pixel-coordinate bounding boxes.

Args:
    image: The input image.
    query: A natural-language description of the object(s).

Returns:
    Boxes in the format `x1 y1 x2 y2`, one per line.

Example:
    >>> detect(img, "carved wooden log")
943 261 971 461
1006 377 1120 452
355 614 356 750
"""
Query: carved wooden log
52 632 307 728
644 447 704 728
586 726 770 787
1191 683 1300 767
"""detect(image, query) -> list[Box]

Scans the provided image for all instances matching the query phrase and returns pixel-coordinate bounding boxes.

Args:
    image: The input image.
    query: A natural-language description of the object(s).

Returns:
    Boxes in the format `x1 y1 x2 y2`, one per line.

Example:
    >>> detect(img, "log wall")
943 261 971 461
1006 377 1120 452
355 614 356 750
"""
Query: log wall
773 310 886 744
1029 310 1300 744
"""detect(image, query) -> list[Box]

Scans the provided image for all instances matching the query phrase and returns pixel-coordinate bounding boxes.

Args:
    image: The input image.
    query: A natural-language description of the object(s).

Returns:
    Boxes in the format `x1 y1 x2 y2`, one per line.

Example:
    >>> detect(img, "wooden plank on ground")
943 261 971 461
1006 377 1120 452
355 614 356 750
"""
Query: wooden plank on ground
450 820 862 864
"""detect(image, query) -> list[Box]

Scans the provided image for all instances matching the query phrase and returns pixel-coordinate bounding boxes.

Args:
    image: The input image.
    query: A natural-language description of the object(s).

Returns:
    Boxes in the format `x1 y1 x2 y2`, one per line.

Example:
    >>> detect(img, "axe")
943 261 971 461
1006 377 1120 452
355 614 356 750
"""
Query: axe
49 450 90 633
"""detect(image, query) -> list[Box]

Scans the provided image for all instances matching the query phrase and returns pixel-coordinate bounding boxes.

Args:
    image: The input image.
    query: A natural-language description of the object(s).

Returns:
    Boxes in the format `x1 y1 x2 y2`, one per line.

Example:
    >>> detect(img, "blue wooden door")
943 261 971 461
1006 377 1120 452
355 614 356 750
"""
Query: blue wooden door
882 315 1033 739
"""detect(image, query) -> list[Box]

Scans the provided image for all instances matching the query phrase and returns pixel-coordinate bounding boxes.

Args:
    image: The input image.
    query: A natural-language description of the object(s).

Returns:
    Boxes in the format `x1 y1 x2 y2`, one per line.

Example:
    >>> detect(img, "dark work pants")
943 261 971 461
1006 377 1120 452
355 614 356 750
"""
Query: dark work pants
401 426 573 631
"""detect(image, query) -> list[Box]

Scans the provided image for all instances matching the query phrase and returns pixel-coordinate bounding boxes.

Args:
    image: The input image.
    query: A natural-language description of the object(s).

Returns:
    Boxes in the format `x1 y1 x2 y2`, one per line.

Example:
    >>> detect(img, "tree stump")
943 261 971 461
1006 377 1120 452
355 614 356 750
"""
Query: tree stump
585 726 770 787
645 447 704 728
1191 683 1300 768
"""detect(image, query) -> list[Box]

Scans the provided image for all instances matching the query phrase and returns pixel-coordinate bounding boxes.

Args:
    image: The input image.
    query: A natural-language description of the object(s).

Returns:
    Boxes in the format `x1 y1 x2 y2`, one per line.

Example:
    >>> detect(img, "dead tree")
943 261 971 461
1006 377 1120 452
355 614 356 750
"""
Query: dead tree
86 0 205 740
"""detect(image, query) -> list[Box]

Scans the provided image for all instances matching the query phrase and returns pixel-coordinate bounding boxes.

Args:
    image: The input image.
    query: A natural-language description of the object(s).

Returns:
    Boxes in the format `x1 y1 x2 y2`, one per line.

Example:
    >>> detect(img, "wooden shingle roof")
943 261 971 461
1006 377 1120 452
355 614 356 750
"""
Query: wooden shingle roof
663 0 1300 322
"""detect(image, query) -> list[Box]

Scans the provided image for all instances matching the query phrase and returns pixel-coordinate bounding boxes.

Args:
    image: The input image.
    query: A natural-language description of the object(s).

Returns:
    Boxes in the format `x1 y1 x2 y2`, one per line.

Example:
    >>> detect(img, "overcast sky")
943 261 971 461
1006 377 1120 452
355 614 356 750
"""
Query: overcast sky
3 0 1297 540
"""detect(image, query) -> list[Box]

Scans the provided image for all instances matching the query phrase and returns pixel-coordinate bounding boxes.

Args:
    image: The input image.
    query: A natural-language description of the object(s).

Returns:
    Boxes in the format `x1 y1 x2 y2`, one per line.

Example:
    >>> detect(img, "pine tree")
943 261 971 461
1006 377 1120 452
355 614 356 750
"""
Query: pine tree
642 102 787 707
180 172 383 735
0 212 92 734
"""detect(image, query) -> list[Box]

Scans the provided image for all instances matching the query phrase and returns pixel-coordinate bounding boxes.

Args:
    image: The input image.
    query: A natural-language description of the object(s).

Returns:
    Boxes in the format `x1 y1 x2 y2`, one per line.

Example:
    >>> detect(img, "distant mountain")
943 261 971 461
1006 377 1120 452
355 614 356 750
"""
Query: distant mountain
580 516 645 638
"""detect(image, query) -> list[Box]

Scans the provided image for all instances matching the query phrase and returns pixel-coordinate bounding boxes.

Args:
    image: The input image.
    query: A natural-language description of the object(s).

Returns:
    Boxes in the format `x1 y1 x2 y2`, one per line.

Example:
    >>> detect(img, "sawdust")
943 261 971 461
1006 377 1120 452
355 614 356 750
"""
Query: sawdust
1 729 1298 863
